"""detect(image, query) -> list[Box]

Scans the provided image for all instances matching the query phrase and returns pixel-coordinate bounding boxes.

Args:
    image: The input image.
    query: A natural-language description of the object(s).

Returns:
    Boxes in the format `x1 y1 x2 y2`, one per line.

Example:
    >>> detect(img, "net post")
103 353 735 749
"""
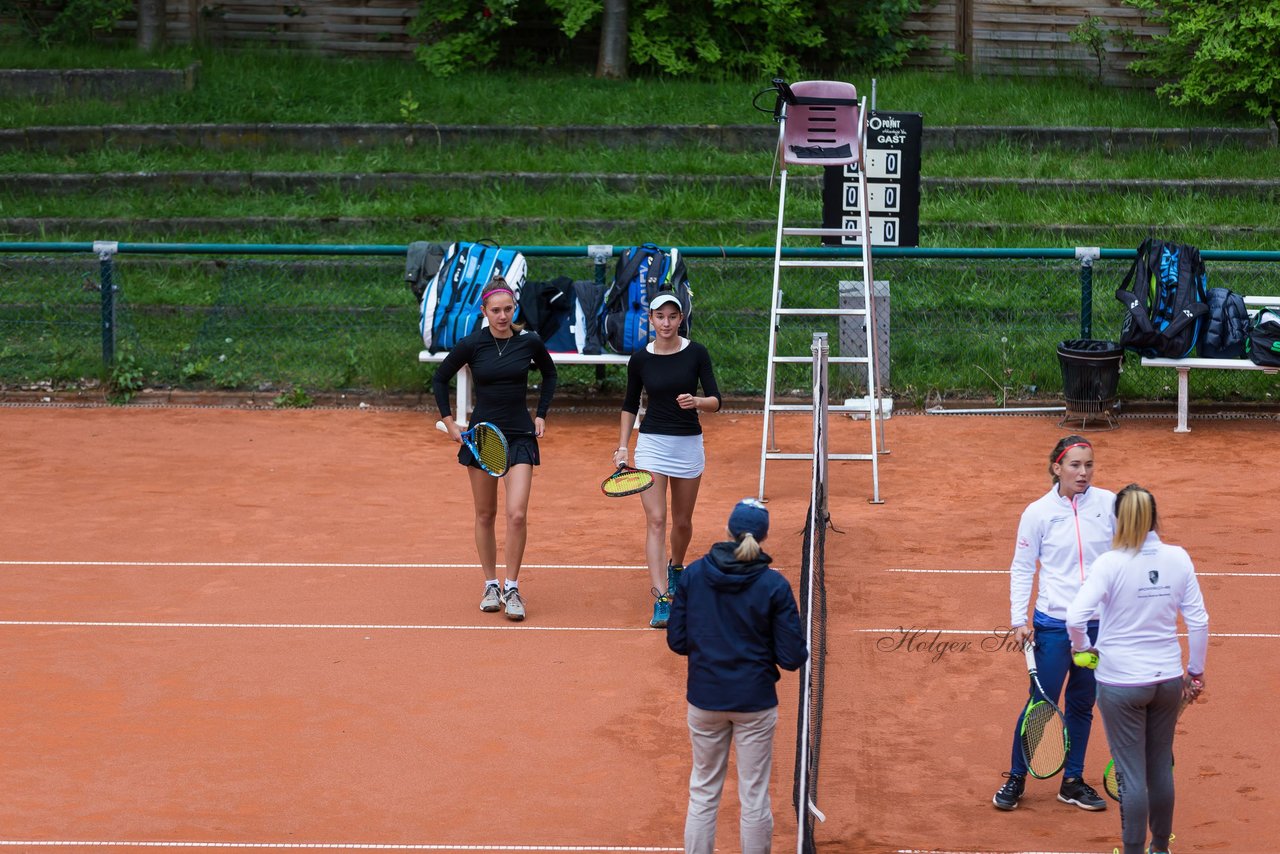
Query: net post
95 241 119 367
811 332 830 516
795 331 830 854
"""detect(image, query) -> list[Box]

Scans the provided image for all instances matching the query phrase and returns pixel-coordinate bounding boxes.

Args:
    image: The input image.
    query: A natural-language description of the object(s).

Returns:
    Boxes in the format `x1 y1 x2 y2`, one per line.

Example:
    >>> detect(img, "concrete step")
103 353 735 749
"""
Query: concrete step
2 171 1278 199
0 122 1274 155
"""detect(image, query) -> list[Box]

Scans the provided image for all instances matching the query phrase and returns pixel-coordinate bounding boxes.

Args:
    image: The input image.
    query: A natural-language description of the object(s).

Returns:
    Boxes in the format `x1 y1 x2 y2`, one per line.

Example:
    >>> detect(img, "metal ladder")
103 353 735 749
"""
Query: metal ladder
757 83 885 504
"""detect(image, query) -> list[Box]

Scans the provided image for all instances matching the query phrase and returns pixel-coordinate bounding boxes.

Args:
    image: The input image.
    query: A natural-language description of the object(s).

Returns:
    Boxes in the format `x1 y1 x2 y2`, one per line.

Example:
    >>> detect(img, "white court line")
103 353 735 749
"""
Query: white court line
0 561 646 570
2 621 1276 638
858 628 1280 639
0 843 679 851
887 568 1280 578
0 620 648 633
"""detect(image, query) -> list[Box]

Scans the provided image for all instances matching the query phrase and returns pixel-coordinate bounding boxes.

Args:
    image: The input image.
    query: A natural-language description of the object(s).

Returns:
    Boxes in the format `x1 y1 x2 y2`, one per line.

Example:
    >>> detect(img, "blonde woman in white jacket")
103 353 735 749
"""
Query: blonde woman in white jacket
1067 484 1208 854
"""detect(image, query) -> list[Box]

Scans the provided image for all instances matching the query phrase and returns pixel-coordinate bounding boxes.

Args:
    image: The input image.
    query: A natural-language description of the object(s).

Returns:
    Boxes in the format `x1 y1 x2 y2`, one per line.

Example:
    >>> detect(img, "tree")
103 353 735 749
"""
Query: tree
596 0 628 79
135 0 165 51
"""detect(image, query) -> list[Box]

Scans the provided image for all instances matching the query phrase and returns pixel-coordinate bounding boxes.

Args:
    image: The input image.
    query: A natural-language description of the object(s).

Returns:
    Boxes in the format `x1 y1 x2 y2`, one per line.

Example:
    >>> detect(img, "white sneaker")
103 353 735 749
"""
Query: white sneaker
480 585 502 612
503 588 526 621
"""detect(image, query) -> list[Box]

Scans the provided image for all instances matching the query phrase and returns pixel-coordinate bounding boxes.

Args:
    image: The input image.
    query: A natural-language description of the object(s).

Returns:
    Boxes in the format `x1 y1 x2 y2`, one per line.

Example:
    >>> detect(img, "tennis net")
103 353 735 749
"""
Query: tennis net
794 332 830 854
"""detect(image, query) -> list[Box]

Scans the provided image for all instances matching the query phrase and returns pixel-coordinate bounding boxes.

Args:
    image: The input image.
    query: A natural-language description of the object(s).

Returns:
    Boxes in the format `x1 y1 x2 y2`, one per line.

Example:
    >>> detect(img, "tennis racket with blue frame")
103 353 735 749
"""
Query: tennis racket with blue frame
436 420 509 477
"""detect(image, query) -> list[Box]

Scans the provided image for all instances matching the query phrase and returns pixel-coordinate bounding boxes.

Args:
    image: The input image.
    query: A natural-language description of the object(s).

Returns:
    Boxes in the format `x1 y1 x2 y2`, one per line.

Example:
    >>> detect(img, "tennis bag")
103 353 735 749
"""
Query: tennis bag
602 243 692 354
1115 238 1209 359
1246 306 1280 367
420 241 527 353
1197 287 1250 359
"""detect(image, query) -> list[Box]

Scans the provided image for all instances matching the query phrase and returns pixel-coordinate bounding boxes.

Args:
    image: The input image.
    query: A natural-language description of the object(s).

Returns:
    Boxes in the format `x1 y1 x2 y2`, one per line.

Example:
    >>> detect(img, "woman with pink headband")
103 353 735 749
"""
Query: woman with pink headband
993 434 1116 813
433 277 557 622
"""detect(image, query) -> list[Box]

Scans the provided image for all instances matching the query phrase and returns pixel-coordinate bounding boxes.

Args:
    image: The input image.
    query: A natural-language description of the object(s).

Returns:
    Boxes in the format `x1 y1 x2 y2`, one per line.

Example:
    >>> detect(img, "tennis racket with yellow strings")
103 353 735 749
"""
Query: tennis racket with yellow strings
436 420 509 477
1020 640 1070 779
601 464 654 497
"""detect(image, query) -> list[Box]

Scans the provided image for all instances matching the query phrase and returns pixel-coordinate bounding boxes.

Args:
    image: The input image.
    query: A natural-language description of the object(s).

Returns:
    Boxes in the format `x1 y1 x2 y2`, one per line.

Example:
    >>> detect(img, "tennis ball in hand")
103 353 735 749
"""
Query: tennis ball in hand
1073 650 1099 669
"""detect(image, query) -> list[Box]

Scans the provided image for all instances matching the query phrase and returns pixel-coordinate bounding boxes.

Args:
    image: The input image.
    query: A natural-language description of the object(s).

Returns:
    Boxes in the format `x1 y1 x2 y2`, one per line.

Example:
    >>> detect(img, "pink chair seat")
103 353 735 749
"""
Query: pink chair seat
780 80 861 167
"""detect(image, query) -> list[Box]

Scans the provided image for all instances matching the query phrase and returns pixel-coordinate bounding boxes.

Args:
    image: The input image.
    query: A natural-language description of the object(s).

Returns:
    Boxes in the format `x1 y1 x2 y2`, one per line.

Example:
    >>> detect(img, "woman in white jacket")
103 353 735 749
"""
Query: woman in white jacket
1067 484 1208 854
993 435 1115 812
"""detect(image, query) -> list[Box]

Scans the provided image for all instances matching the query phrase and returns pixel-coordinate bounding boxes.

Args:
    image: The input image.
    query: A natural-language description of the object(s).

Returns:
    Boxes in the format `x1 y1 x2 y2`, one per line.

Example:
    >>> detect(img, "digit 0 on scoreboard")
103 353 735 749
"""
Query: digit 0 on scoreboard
875 217 900 245
866 150 901 180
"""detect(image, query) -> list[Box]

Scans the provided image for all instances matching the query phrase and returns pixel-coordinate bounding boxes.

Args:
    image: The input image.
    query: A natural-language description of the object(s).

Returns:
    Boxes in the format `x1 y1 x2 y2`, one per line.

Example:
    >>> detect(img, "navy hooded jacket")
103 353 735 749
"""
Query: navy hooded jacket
667 541 809 712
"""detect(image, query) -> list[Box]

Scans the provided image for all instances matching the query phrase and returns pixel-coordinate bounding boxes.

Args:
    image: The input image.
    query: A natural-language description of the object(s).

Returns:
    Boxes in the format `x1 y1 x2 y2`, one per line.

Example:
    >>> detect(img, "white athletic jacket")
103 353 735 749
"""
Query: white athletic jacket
1009 484 1116 628
1067 531 1209 686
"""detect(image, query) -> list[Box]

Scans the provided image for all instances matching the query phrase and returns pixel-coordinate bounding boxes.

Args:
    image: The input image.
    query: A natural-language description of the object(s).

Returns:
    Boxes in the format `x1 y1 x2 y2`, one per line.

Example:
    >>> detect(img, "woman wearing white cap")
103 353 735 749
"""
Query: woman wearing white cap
615 291 722 628
667 498 808 854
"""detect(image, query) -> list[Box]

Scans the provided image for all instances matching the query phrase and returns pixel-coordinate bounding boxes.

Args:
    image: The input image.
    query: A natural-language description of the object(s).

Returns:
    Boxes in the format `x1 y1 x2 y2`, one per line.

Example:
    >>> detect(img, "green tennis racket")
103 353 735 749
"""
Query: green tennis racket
1020 641 1069 779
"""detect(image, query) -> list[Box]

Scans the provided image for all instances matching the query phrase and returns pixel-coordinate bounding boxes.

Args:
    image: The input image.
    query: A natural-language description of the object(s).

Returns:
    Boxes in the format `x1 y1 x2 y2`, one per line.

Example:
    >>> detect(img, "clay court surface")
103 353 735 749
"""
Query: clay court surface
1 404 1274 853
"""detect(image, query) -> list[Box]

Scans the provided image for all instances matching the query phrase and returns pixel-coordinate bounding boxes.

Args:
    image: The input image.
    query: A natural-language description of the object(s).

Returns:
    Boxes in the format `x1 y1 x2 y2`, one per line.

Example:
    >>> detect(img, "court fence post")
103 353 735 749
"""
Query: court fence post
95 241 119 367
1075 247 1100 339
588 244 613 385
588 243 612 288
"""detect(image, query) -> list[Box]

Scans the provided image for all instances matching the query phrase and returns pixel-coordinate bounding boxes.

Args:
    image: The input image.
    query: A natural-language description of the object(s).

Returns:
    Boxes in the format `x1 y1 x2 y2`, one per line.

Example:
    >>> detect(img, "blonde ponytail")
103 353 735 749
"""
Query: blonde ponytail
1112 483 1157 551
734 531 762 562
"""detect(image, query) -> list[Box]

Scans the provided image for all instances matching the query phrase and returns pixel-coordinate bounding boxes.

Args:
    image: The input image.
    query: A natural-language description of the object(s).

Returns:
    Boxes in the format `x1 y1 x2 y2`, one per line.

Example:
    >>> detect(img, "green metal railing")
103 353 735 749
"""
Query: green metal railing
2 241 1278 405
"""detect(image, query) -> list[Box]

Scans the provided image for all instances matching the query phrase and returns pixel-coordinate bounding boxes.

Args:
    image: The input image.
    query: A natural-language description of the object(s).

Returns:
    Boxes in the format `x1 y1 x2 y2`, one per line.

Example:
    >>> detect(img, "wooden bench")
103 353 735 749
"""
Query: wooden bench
1140 296 1279 433
419 349 630 425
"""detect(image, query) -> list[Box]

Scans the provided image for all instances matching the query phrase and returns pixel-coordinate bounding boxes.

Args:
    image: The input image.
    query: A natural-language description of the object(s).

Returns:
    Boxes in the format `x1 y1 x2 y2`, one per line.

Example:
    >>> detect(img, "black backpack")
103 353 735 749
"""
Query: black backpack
1198 287 1250 359
601 243 692 354
1115 238 1209 359
404 240 448 302
518 276 607 354
1246 306 1280 367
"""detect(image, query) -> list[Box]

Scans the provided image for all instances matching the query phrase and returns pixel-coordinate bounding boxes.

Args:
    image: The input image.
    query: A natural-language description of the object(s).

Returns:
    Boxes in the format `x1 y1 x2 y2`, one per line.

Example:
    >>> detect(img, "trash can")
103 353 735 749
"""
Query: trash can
1057 339 1122 428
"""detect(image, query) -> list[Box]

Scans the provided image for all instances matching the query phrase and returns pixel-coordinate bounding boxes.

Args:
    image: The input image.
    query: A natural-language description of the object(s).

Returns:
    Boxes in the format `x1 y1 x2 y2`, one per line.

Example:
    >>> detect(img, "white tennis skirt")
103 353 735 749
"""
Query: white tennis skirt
635 432 705 479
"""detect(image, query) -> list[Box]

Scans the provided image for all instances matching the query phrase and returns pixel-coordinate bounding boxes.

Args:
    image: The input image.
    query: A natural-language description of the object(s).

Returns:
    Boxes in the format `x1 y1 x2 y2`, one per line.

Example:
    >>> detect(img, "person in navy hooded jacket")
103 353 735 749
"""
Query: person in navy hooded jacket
667 497 808 854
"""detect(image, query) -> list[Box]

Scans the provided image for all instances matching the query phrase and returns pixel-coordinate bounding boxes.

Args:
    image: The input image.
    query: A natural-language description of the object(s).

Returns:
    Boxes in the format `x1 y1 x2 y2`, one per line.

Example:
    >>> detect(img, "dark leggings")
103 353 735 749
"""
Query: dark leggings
1096 678 1182 854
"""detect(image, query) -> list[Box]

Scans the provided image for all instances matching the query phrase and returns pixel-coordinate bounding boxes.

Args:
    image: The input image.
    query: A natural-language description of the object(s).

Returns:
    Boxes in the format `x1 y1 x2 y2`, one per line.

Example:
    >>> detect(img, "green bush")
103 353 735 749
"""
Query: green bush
1125 0 1280 123
408 0 520 76
0 0 132 46
802 0 930 71
625 0 823 77
411 0 923 77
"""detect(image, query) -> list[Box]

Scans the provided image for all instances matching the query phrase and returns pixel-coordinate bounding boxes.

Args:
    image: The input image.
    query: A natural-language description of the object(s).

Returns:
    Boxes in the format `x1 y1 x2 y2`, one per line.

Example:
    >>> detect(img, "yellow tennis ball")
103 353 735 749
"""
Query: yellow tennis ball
1073 650 1098 669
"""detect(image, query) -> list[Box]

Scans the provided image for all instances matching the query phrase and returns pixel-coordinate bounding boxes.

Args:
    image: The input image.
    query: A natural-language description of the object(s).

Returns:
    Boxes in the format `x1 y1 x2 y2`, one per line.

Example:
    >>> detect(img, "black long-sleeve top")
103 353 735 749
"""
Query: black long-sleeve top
432 328 557 435
621 341 721 436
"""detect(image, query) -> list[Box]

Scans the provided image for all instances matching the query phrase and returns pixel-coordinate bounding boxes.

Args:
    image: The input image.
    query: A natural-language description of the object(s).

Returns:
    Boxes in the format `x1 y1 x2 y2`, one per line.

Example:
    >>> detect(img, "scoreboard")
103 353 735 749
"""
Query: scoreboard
821 111 923 247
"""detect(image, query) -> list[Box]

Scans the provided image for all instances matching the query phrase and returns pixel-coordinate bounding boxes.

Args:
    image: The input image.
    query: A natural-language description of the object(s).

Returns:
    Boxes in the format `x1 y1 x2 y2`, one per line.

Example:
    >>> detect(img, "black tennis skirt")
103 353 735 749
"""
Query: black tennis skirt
458 432 540 470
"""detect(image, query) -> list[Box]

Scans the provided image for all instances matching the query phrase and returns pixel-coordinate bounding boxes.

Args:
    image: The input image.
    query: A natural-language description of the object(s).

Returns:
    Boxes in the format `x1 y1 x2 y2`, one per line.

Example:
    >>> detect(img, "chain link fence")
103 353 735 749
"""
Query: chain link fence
2 245 1278 407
